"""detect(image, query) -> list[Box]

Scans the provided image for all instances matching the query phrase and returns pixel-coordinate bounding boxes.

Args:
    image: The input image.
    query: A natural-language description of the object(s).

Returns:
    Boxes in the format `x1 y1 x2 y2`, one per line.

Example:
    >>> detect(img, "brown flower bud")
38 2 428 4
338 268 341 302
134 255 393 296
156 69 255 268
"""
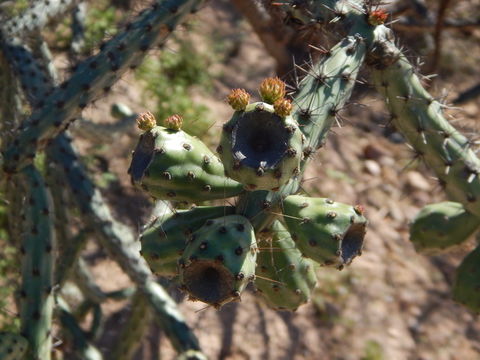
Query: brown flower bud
227 88 250 111
259 77 286 104
164 114 183 131
273 98 293 117
368 10 388 26
136 111 156 131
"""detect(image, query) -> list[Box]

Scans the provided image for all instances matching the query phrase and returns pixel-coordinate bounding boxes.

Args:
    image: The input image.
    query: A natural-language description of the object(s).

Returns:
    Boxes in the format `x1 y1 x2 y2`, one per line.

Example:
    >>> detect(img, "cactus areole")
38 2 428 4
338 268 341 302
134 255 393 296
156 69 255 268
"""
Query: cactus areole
220 102 303 191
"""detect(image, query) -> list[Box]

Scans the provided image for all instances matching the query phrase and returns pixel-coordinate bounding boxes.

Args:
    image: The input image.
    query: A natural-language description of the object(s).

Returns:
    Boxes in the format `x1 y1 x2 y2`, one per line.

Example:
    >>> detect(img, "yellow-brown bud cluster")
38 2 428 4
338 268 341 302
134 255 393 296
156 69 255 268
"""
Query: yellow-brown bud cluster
227 88 250 111
273 98 293 117
258 77 286 104
368 9 388 26
136 111 157 132
164 114 183 131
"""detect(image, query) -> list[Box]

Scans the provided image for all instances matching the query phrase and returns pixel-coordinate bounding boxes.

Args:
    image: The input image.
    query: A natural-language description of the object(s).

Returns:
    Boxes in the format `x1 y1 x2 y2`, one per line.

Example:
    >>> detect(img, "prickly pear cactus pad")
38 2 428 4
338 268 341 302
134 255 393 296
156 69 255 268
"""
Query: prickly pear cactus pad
0 332 28 360
128 124 244 202
282 195 367 268
179 215 257 308
140 206 235 276
255 221 317 311
219 101 303 191
452 245 480 313
410 202 480 254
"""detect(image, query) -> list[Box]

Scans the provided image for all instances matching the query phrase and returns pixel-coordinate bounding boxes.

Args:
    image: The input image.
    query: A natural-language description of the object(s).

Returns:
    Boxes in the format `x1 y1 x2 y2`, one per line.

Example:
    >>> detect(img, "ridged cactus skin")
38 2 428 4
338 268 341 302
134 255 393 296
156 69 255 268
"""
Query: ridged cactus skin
20 165 56 360
255 221 317 311
219 102 303 191
452 245 480 313
140 205 235 276
0 332 28 360
410 202 479 254
129 126 244 202
179 215 257 307
282 195 367 268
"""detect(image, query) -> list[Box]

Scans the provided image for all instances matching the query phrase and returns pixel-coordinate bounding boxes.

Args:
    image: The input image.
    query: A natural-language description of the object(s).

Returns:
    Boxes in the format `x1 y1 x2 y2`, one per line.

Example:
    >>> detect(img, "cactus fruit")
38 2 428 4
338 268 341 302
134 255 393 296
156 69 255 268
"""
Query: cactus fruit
410 202 479 254
452 245 480 313
282 195 367 268
179 215 257 307
140 206 235 276
0 332 28 360
129 125 244 202
219 102 303 191
255 221 317 311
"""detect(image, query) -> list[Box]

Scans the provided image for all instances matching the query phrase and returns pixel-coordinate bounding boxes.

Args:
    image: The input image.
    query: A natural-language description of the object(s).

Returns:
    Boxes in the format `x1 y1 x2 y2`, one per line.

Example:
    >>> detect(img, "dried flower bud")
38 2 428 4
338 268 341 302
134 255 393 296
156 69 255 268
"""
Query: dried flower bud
136 111 156 131
164 114 183 131
227 88 250 111
259 77 286 104
368 9 388 26
273 98 293 117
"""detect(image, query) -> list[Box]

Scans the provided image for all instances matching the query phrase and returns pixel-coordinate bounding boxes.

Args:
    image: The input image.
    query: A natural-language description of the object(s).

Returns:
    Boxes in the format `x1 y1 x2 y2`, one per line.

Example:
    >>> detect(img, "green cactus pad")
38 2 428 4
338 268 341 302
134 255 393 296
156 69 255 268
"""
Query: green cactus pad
0 332 28 360
410 202 480 254
140 206 235 276
129 126 244 202
255 221 317 311
219 102 303 191
452 245 480 313
179 215 257 307
282 195 367 268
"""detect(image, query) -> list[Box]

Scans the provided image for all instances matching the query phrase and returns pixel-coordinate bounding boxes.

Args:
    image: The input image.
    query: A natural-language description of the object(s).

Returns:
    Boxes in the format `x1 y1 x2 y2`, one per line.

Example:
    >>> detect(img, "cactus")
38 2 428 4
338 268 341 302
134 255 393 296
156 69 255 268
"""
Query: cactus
220 100 303 191
2 0 205 173
282 195 367 269
3 0 79 37
410 202 479 254
255 221 317 311
452 245 480 313
19 165 56 360
370 33 480 218
179 215 258 307
0 332 28 360
141 205 235 276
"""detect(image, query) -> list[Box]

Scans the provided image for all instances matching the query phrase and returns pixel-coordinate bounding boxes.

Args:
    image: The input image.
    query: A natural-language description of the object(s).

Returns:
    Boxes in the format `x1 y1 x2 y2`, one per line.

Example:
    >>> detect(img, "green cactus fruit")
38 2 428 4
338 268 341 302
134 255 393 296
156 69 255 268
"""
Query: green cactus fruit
452 245 480 313
282 195 367 268
255 221 317 311
410 202 480 254
179 215 257 308
140 205 235 276
219 102 303 191
129 126 244 202
0 332 28 360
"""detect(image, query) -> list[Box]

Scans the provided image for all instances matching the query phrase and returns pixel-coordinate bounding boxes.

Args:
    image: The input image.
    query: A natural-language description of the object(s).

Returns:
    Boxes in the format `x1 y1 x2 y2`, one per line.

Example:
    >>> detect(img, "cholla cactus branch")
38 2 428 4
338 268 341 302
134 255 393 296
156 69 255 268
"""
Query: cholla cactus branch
19 165 55 360
3 0 80 37
2 0 204 173
370 28 480 217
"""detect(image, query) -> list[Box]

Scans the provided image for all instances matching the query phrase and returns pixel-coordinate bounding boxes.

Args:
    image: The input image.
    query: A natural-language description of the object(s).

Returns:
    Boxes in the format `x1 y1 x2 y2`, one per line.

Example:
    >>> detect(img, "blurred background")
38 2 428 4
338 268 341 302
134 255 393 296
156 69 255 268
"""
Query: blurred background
1 0 479 359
